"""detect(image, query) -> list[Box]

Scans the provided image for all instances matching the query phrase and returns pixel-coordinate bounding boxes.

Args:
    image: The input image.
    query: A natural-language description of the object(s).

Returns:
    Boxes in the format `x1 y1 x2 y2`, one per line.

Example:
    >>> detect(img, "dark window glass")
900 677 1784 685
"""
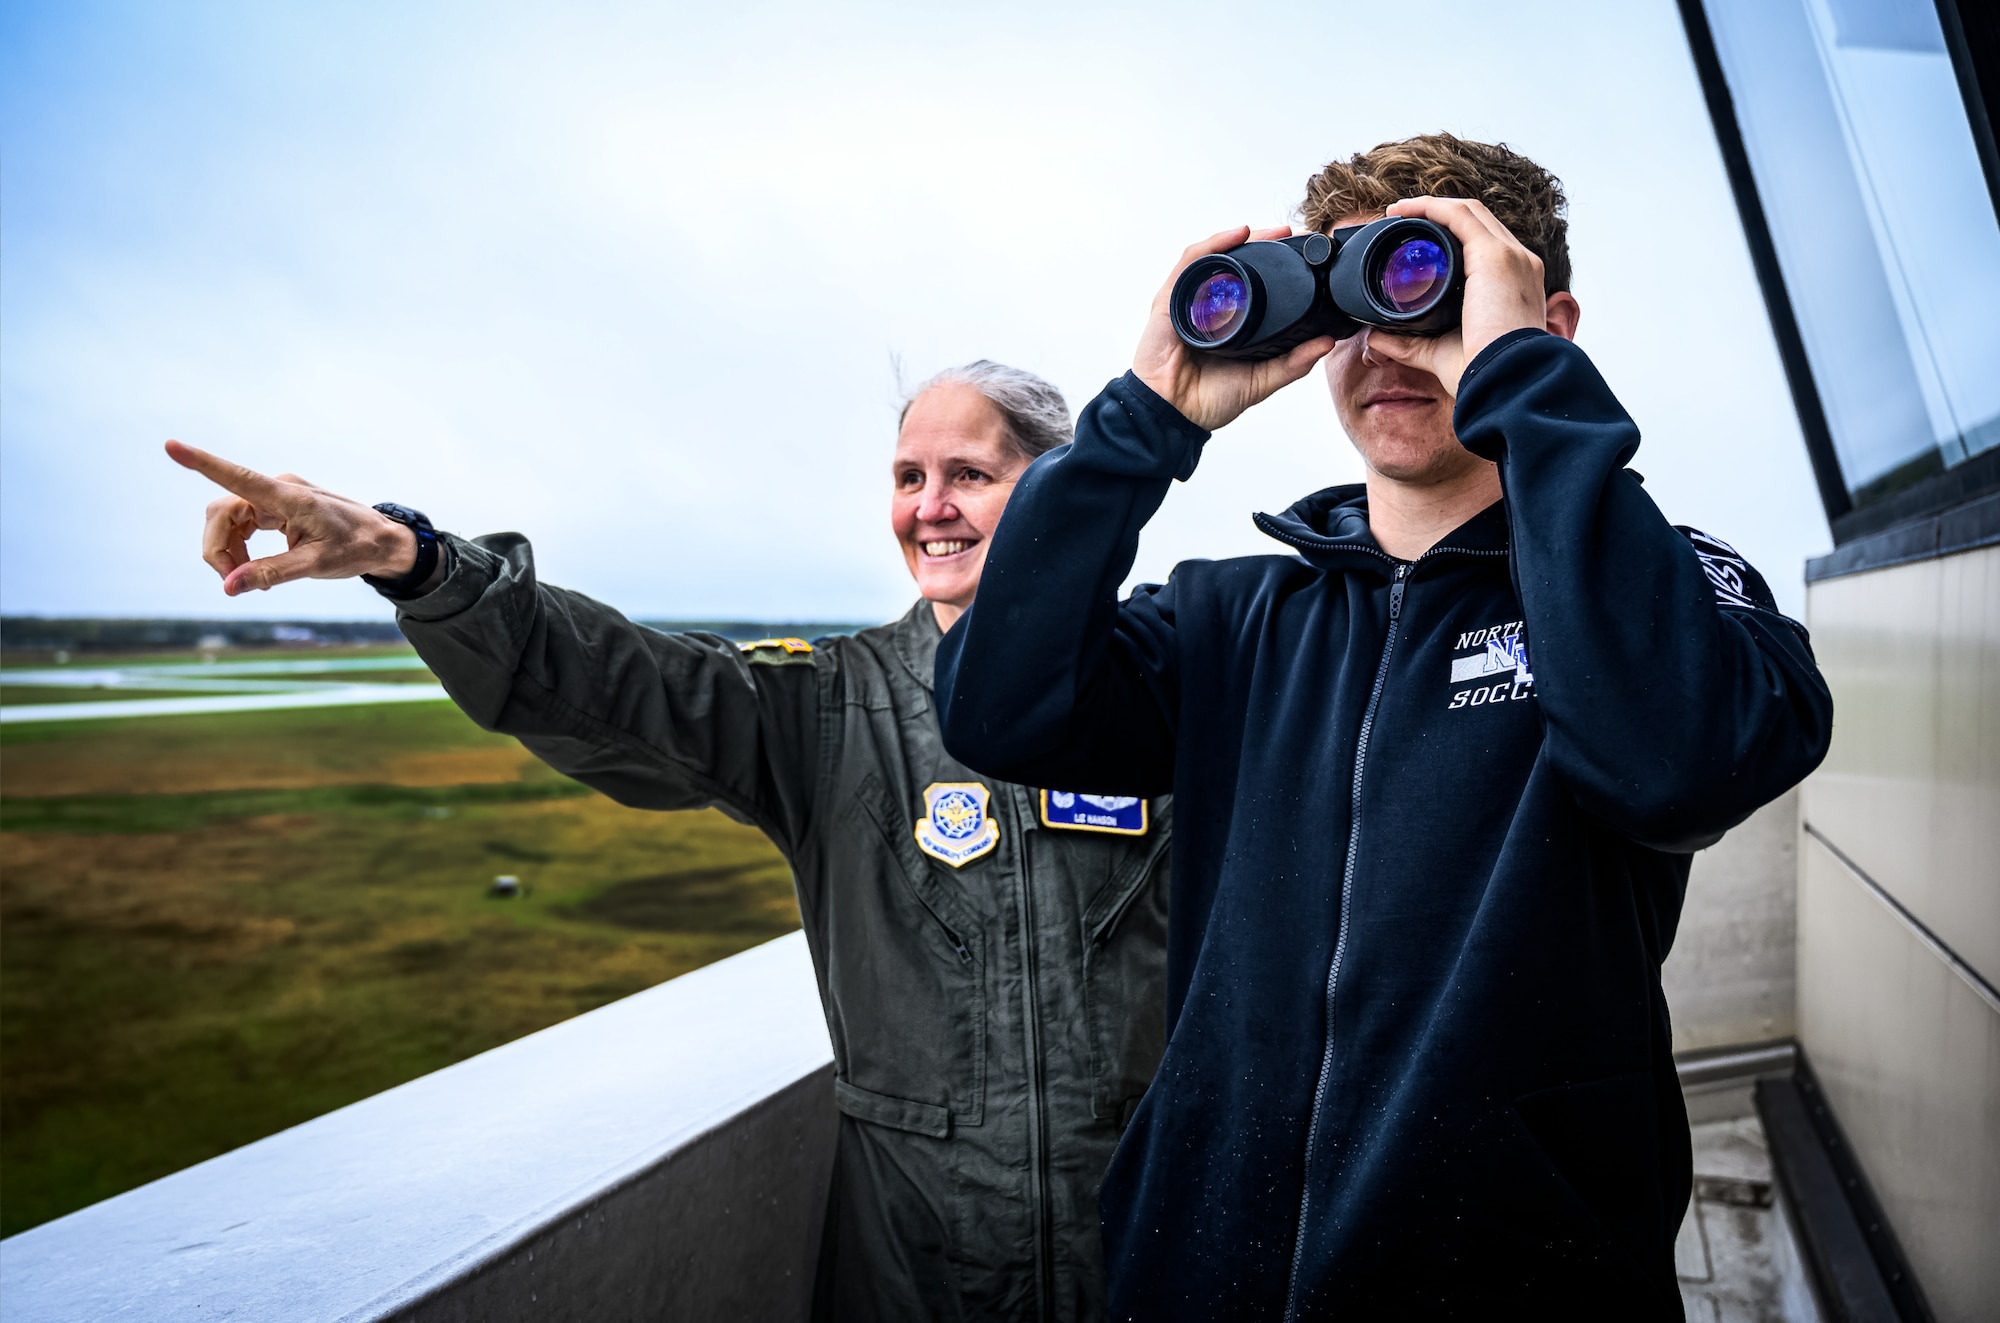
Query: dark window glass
1706 0 2000 508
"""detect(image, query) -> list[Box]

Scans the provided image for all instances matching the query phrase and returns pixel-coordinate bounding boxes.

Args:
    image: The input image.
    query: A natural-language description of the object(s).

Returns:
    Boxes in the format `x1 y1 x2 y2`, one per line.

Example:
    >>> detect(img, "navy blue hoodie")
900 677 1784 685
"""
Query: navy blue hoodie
935 331 1833 1319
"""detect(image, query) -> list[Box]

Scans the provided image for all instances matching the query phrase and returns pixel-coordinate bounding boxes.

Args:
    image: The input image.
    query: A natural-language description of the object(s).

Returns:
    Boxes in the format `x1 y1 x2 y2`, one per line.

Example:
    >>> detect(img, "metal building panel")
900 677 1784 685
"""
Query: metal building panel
1804 543 2000 986
1797 831 2000 1322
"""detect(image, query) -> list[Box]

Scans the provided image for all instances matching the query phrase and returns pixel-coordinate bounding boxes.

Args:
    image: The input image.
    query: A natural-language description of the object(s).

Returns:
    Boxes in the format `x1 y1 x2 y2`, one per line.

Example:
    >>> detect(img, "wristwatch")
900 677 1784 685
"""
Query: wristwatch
361 503 441 600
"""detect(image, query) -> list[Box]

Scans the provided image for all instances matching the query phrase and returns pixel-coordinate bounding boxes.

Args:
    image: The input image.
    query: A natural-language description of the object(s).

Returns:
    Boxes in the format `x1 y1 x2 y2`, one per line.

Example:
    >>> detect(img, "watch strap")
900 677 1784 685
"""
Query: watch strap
362 504 441 601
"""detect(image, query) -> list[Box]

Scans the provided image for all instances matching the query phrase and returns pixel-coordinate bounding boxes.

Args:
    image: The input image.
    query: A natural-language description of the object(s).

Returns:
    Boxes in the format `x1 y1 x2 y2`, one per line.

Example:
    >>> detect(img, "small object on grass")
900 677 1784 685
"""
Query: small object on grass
490 875 521 899
423 806 453 820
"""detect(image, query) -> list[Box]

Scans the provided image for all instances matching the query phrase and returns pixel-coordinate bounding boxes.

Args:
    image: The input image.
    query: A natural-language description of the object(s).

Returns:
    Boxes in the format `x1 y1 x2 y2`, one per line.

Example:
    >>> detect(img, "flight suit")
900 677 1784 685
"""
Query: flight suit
394 532 1171 1323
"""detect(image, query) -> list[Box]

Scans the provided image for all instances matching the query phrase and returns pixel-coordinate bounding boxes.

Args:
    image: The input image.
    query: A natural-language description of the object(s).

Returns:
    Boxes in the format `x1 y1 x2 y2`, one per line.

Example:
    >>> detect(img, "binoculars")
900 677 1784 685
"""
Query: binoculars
1170 217 1465 360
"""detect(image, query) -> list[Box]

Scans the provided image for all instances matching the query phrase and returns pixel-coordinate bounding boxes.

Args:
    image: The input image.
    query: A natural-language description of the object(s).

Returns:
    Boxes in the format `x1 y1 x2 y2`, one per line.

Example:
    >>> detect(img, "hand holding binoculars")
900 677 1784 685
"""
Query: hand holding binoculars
1170 217 1465 361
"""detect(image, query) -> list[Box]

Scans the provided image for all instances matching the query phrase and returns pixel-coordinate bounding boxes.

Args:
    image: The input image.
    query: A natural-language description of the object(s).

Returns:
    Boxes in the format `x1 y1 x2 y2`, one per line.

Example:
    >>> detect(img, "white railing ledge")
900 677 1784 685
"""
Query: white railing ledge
0 930 836 1322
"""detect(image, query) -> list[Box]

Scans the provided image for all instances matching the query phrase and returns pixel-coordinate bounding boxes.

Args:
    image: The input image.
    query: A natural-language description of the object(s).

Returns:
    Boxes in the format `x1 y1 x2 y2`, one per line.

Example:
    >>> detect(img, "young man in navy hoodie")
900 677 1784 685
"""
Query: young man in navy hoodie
934 135 1833 1318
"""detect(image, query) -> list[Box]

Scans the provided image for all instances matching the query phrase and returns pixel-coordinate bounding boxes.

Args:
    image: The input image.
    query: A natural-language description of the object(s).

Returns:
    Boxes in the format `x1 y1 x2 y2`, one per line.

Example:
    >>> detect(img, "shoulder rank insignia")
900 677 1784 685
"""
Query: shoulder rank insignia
1040 789 1148 836
740 637 813 665
915 782 1000 867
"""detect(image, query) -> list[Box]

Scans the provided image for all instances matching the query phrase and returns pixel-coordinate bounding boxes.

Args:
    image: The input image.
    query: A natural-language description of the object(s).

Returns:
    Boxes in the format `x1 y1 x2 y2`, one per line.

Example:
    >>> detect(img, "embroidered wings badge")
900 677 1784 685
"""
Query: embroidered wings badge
1039 789 1148 836
915 782 1001 867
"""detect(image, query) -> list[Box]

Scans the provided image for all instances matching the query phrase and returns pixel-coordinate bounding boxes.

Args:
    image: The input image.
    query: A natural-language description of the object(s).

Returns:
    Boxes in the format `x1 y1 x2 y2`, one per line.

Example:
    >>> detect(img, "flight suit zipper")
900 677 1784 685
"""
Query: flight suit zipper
1283 561 1408 1323
1015 789 1057 1320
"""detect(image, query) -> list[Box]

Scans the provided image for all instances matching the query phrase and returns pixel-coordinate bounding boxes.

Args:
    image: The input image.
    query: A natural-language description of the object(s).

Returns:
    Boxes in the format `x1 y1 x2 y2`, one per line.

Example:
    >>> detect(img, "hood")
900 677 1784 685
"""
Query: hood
1253 483 1510 571
1252 483 1389 572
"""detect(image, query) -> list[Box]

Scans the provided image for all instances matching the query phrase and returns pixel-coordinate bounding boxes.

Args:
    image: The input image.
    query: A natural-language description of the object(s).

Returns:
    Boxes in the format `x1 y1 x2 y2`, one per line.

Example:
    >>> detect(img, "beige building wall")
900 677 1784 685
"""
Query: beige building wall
1800 542 2000 1323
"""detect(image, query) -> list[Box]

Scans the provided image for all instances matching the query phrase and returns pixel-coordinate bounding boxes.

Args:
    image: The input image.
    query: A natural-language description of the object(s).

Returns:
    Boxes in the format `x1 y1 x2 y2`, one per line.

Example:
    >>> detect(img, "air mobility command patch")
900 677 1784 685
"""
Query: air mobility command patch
915 782 1000 867
1039 790 1148 836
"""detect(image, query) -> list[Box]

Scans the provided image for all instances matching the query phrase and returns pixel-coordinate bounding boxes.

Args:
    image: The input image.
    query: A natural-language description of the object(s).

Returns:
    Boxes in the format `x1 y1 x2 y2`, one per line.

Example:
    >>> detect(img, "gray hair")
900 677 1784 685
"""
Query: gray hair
899 359 1073 462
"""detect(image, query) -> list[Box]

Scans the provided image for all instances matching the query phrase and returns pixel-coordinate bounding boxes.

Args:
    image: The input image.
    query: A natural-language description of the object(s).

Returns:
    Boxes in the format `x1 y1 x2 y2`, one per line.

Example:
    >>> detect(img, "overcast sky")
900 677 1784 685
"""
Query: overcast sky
1 0 1828 623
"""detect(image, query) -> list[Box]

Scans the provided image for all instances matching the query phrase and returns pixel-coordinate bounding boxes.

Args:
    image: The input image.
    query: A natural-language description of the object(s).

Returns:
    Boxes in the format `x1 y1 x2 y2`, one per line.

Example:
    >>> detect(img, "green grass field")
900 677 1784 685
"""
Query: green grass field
0 670 799 1236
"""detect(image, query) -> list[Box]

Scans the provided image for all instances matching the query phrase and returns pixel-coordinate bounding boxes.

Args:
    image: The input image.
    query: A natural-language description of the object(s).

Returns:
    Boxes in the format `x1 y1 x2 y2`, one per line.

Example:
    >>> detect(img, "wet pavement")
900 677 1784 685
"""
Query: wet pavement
1678 1109 1820 1322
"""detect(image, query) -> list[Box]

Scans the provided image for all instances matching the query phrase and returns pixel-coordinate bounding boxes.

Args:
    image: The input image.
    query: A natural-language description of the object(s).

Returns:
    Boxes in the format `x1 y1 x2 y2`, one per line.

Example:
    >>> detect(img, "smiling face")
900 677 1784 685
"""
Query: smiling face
1321 212 1490 488
891 384 1029 631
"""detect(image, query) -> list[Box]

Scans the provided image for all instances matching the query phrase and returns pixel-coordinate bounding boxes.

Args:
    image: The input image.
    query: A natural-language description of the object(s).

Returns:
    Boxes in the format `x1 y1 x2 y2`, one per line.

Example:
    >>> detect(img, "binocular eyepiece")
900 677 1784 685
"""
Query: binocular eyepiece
1170 217 1465 360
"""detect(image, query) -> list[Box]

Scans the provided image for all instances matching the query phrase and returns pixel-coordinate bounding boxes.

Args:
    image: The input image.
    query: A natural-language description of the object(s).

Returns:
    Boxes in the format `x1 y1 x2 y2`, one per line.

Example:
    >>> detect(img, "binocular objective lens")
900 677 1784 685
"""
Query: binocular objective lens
1379 238 1450 313
1186 270 1249 342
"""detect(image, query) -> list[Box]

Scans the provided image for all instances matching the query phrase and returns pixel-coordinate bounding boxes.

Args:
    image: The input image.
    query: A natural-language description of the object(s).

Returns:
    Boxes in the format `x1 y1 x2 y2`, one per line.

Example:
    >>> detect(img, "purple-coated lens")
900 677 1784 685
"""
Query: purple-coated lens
1379 238 1449 313
1186 269 1249 341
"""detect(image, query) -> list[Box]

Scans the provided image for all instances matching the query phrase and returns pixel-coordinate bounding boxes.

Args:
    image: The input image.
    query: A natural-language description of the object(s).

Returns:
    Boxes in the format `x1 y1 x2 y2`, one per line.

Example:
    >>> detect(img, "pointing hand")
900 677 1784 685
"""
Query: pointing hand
165 441 419 596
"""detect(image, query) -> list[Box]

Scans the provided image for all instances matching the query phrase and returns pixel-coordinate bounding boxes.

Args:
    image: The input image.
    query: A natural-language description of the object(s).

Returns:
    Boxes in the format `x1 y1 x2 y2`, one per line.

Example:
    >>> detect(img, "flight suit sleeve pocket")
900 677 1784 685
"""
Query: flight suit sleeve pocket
835 1077 953 1139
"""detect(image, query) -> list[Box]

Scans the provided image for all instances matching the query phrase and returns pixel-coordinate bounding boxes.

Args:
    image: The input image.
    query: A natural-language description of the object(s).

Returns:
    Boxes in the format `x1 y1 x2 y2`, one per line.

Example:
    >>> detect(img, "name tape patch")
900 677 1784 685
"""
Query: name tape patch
1039 789 1148 836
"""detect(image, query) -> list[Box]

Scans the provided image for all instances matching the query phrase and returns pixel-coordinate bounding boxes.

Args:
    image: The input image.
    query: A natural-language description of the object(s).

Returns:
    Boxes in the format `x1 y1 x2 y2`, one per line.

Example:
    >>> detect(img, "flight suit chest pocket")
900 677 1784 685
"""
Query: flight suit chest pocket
840 773 987 1130
1080 816 1172 1124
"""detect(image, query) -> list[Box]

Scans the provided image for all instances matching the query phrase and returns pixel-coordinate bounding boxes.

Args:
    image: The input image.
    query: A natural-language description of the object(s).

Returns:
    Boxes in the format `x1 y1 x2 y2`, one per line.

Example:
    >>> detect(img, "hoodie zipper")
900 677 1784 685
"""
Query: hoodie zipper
1281 561 1407 1323
1273 541 1509 1318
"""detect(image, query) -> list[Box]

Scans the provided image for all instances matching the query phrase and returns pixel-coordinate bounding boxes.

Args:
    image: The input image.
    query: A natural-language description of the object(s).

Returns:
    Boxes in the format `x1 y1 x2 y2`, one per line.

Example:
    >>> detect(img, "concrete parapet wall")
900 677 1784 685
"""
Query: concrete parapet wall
390 1065 837 1323
0 931 837 1323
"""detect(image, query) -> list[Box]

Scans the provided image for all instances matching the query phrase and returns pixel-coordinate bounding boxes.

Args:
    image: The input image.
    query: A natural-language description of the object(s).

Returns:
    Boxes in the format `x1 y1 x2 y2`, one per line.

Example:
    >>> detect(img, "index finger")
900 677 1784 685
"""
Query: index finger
1386 195 1519 251
1157 225 1255 303
1174 226 1253 268
165 440 291 505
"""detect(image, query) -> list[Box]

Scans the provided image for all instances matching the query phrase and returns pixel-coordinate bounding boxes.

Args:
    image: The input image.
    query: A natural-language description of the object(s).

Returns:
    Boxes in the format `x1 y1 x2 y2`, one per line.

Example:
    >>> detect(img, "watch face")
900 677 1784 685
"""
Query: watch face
373 502 432 531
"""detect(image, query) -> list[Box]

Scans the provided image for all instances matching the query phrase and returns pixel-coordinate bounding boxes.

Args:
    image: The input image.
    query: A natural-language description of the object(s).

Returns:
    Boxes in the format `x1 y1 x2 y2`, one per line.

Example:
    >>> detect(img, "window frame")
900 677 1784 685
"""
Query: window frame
1676 0 2000 558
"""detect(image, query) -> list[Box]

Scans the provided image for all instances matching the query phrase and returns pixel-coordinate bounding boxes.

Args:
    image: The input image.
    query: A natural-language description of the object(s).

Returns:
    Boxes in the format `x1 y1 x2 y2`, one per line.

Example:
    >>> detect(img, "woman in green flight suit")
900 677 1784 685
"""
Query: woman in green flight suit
170 360 1170 1323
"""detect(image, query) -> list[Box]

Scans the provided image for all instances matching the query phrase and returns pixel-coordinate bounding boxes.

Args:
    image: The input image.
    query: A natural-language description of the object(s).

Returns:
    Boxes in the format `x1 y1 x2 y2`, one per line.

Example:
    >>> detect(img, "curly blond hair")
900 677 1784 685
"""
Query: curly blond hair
1299 133 1571 294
